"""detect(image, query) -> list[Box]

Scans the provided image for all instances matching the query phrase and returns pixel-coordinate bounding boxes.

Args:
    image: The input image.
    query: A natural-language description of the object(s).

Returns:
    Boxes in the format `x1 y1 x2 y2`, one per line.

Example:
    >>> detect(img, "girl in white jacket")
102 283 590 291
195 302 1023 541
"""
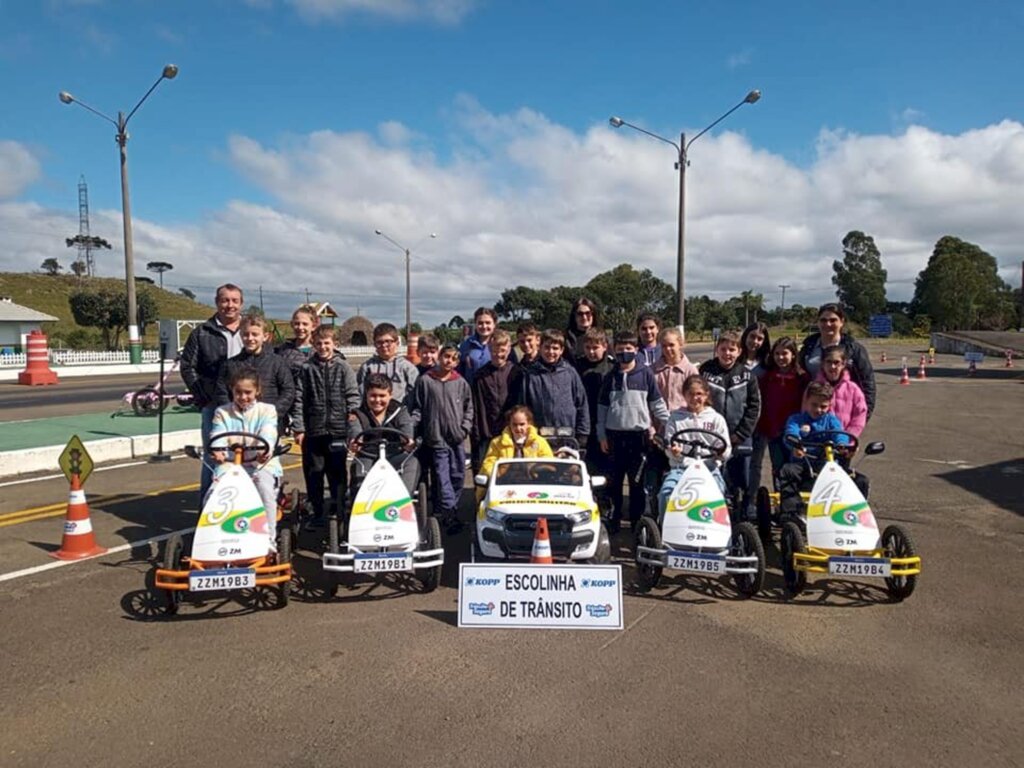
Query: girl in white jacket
658 375 732 514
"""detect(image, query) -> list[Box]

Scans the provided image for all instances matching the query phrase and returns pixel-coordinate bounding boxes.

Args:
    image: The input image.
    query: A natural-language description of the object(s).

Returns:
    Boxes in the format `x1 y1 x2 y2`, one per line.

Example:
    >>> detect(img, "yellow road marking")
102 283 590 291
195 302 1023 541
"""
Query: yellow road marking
0 461 302 529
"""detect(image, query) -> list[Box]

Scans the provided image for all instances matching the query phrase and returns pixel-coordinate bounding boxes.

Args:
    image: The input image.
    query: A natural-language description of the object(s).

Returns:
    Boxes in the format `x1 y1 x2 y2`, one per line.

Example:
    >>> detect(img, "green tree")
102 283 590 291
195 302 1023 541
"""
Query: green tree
41 258 62 276
146 260 174 289
69 288 159 350
832 231 888 323
585 264 673 334
495 286 546 322
912 236 1014 330
178 287 196 301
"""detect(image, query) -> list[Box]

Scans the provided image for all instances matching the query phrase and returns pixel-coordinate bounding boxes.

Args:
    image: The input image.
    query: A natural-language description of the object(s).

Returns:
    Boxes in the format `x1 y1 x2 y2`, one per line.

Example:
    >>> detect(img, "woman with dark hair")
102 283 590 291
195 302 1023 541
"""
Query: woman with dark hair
565 297 599 365
798 303 876 418
740 322 771 378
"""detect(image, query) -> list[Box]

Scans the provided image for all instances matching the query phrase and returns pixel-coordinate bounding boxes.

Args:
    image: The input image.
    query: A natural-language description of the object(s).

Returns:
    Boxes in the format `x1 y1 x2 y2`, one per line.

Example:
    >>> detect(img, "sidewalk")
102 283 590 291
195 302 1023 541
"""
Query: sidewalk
0 409 201 479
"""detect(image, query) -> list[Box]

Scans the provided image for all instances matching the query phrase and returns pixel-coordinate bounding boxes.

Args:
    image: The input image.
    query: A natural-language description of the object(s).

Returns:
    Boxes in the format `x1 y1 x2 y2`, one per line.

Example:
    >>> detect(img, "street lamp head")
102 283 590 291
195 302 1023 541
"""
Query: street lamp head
59 91 74 104
374 229 383 236
609 116 624 128
429 233 437 239
162 64 179 80
744 89 761 104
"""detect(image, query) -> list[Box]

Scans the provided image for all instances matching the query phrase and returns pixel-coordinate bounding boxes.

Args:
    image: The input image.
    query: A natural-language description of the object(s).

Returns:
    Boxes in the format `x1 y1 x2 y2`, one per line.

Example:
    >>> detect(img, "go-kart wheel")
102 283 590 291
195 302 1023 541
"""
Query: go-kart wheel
161 533 183 615
416 481 429 533
633 517 663 593
731 521 766 598
419 516 443 593
756 486 774 543
132 386 166 417
275 527 292 608
780 521 807 596
587 522 611 564
882 524 917 602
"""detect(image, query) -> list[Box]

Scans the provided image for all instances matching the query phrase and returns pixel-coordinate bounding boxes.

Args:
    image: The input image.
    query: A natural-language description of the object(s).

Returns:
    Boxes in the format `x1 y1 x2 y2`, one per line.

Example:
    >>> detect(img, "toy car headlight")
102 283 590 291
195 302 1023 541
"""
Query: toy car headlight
485 508 508 524
567 509 592 525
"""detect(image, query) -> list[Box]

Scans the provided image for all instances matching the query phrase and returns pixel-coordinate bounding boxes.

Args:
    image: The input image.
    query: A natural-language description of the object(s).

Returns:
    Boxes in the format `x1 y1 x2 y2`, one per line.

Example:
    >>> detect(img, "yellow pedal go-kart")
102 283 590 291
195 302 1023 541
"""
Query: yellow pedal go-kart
757 431 921 601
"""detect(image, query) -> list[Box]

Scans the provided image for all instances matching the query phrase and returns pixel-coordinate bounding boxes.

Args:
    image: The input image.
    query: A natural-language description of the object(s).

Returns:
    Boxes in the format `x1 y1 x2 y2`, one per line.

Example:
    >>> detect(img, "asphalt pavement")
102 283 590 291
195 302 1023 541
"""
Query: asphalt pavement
0 356 1021 767
0 373 159 420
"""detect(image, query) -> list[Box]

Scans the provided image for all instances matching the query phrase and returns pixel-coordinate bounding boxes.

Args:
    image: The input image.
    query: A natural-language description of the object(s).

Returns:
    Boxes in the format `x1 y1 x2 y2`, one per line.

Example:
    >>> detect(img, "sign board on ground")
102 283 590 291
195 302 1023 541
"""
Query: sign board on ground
58 434 93 485
868 314 893 338
963 352 985 363
457 563 623 630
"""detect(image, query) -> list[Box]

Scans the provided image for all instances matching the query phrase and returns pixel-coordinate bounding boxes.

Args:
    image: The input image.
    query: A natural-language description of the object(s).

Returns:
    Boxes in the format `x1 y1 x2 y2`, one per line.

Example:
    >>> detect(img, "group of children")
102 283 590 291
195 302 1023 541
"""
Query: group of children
206 299 875 552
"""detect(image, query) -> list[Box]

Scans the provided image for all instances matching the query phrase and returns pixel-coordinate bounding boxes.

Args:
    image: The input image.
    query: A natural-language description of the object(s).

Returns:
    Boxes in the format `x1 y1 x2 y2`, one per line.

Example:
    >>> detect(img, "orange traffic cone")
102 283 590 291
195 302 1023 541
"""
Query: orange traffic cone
51 474 106 560
880 351 887 363
917 356 927 380
899 364 910 385
1006 350 1014 368
530 517 553 564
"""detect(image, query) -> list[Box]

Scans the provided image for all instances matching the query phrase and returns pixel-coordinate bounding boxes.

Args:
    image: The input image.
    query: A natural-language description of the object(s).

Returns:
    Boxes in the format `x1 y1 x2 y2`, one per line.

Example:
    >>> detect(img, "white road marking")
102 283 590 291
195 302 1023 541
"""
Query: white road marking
600 605 657 650
0 527 194 583
0 455 184 488
914 458 970 467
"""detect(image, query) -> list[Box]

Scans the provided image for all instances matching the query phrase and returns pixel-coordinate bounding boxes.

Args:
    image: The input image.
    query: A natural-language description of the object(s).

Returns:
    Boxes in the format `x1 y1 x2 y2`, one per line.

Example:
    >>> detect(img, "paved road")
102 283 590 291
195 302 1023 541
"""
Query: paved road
0 356 1021 767
0 373 158 421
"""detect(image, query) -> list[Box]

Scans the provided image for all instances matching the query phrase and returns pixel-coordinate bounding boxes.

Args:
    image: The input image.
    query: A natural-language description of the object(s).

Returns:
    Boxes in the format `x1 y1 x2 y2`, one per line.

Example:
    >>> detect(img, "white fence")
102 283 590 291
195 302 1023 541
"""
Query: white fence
0 347 374 369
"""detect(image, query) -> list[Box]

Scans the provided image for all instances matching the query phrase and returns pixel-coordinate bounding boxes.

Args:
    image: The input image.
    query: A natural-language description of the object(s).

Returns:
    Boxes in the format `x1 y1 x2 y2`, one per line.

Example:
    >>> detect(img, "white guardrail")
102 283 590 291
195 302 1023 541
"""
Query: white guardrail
0 347 375 369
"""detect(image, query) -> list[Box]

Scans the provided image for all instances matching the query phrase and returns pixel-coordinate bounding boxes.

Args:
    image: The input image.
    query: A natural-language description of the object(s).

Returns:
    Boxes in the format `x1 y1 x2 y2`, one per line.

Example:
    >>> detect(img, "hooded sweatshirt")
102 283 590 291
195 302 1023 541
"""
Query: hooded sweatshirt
471 359 521 444
662 406 732 468
653 355 700 413
518 357 590 438
410 369 474 449
357 354 420 406
215 347 296 425
698 357 761 442
799 331 875 417
597 364 670 441
457 334 491 385
816 368 868 437
479 424 554 478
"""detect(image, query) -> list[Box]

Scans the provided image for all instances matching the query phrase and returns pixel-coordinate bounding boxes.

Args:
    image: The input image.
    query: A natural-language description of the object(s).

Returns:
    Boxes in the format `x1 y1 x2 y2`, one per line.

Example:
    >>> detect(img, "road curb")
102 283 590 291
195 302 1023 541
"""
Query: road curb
0 362 164 383
0 428 201 479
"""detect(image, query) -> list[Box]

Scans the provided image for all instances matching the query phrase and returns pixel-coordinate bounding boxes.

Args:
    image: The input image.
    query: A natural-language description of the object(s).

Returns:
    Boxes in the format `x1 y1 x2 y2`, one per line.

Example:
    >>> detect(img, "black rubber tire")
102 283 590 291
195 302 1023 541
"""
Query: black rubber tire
780 520 807 596
132 386 166 417
417 481 429 532
588 522 612 564
161 533 183 615
731 521 766 598
633 517 663 593
275 527 292 608
419 516 443 593
756 486 774 543
882 524 918 602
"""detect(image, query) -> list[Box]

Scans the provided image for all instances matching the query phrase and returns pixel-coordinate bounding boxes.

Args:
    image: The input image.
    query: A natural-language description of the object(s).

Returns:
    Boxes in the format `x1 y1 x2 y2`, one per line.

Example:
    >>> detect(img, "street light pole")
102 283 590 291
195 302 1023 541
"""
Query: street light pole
374 229 437 345
610 89 760 329
59 64 179 364
778 283 790 323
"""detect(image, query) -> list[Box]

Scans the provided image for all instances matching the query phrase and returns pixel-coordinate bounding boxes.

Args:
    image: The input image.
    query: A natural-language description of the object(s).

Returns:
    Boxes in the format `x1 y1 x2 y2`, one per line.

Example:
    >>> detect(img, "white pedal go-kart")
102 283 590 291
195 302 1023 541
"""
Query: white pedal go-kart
155 431 293 614
322 427 443 596
473 435 610 563
779 431 921 601
634 428 765 598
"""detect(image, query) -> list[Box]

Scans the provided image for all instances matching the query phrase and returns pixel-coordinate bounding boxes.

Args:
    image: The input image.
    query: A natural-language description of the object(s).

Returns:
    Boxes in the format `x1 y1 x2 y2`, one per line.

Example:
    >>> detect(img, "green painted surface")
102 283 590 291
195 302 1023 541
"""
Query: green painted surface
0 410 201 451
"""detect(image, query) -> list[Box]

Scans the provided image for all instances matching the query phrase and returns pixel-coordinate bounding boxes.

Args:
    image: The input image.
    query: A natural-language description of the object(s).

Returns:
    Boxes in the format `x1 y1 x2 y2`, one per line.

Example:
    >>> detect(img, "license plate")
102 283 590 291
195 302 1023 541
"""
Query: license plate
353 552 413 573
189 568 256 592
666 550 726 575
828 557 891 578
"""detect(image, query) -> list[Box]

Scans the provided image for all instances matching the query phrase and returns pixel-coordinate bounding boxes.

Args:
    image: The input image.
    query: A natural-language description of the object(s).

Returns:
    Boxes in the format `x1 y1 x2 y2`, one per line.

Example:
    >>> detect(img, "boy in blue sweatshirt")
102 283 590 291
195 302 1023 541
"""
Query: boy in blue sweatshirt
778 381 868 517
598 330 670 532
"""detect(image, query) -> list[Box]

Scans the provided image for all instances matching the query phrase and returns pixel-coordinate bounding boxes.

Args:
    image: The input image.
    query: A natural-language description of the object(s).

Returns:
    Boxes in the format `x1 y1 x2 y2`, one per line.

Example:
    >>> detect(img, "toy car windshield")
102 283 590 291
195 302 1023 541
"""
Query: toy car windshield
495 461 583 486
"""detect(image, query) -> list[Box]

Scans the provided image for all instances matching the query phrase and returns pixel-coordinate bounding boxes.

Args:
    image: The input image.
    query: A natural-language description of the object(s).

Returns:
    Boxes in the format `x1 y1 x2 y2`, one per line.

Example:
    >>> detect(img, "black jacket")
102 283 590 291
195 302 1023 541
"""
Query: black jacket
353 400 415 458
214 348 296 431
698 358 761 442
274 339 314 380
577 354 615 432
291 352 360 438
471 360 520 443
180 316 239 408
798 332 876 418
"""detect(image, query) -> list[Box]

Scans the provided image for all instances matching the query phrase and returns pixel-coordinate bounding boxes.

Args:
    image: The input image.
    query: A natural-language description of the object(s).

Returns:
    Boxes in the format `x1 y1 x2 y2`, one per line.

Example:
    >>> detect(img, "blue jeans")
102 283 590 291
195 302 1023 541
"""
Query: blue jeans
199 404 216 504
432 443 466 520
658 462 726 517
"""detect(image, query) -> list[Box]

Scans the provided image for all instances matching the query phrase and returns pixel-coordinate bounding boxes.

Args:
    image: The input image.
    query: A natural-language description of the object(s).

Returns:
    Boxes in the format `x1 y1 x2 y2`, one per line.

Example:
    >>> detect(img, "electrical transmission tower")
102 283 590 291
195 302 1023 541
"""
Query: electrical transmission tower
65 175 111 280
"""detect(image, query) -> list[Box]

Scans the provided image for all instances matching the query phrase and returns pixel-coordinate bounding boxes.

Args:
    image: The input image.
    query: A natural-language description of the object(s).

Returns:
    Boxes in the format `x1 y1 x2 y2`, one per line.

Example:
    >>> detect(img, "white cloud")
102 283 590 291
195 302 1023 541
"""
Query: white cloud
287 0 476 24
3 111 1022 327
726 49 752 69
0 141 41 199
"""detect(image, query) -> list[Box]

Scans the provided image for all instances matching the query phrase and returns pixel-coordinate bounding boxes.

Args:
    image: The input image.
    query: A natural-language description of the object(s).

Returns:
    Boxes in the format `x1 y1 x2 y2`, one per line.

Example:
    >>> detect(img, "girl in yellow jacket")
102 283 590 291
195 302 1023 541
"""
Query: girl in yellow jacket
479 405 554 480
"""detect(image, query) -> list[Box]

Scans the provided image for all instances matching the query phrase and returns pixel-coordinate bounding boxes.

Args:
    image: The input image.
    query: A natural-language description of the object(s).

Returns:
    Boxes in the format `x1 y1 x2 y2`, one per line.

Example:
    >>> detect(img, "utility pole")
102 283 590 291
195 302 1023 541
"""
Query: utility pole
778 284 790 324
259 285 264 315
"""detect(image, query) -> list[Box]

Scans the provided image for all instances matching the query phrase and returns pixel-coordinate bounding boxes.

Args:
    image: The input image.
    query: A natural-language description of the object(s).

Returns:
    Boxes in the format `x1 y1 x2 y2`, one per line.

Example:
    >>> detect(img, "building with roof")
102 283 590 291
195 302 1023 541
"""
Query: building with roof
0 297 58 353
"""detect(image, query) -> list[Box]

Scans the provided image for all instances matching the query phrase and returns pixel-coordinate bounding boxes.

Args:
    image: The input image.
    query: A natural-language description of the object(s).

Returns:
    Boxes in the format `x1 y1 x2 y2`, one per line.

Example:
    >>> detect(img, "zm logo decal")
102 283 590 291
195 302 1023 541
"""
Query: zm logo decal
586 604 613 618
468 602 495 616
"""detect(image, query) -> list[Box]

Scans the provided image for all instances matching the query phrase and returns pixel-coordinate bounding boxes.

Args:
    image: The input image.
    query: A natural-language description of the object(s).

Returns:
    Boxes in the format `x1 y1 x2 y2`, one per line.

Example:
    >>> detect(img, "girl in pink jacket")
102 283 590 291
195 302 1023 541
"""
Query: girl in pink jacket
816 345 868 436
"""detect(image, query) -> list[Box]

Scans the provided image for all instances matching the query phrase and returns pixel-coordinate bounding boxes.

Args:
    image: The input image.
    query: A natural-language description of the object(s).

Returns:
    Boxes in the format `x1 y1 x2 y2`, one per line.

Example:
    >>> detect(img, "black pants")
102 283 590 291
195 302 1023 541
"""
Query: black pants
302 435 348 517
606 430 648 524
779 460 870 517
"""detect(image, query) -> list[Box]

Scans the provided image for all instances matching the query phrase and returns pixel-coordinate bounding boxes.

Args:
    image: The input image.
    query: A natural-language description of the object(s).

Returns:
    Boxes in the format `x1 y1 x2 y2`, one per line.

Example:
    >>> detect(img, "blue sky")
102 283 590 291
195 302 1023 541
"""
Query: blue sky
1 0 1022 324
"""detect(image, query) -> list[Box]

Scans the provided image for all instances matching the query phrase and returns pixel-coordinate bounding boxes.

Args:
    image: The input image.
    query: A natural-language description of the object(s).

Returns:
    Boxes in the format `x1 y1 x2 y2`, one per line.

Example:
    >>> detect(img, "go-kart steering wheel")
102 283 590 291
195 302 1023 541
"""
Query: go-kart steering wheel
786 429 859 457
528 463 561 481
352 426 412 457
669 428 728 459
208 430 272 462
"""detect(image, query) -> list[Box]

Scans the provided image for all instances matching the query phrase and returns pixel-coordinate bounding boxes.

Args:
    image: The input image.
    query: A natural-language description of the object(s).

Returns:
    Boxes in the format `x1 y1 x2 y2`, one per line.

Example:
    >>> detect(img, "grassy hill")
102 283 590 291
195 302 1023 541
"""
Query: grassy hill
0 272 214 349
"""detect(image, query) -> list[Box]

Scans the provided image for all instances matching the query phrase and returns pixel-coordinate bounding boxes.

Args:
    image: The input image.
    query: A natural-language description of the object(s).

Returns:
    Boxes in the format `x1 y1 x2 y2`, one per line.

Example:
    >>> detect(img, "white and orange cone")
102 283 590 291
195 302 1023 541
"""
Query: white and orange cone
530 517 553 564
917 356 927 380
1006 350 1014 368
880 351 887 363
899 364 910 386
51 474 106 561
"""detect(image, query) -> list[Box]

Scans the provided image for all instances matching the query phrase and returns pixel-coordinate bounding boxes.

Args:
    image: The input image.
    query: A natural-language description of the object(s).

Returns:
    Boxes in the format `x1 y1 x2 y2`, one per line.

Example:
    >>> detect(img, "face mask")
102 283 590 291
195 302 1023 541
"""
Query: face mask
615 351 636 365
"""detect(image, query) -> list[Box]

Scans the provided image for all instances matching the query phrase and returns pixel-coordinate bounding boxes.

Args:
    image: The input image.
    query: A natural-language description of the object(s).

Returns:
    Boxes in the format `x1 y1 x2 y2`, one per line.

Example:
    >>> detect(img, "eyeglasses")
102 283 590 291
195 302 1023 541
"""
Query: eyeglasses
576 310 592 317
819 316 841 324
376 339 398 346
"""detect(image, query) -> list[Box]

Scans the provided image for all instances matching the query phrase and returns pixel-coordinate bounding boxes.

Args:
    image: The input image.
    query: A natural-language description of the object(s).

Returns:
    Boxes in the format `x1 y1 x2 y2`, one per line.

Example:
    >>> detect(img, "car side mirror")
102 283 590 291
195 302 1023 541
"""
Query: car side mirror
864 441 885 455
591 475 606 488
184 445 201 460
474 473 489 487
